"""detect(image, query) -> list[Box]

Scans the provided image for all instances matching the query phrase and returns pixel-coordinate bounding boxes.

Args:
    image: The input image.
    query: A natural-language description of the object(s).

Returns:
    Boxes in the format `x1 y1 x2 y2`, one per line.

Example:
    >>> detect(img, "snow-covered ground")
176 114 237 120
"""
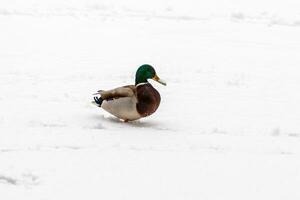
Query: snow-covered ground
1 0 300 199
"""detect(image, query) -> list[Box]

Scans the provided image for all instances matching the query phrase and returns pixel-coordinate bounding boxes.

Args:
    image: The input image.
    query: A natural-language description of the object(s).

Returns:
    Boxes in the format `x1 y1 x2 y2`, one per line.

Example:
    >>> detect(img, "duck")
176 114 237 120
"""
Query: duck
93 64 166 122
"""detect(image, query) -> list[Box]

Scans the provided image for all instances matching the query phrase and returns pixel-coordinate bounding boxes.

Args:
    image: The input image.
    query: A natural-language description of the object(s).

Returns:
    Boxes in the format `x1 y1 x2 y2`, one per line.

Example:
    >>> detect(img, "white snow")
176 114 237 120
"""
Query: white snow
1 0 300 199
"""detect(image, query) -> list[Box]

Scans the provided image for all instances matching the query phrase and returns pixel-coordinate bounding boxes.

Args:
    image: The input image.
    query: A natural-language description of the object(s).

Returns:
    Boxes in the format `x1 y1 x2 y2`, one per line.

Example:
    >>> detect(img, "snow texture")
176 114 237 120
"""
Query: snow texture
1 0 300 199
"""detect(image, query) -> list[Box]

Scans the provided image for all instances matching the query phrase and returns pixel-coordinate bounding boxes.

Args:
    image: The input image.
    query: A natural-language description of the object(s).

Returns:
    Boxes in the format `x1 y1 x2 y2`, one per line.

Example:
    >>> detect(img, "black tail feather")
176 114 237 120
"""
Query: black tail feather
94 97 103 107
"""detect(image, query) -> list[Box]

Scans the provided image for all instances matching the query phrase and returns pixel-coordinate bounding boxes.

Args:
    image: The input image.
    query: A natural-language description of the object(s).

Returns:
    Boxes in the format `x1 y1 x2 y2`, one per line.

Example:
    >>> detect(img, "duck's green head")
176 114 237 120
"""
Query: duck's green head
135 64 167 86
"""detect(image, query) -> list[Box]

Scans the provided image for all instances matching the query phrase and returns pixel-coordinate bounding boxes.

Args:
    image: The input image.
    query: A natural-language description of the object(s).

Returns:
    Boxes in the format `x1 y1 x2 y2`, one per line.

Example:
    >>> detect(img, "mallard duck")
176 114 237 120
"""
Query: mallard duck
93 64 166 122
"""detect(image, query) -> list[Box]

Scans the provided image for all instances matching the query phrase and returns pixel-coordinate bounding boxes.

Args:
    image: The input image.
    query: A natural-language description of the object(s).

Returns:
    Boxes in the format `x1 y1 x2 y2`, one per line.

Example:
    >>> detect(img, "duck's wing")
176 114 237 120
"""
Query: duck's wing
95 85 136 100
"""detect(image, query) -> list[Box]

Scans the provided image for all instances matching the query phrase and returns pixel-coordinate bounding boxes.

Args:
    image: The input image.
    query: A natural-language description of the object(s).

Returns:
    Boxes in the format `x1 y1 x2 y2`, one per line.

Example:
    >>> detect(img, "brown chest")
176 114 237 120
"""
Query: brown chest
136 84 161 117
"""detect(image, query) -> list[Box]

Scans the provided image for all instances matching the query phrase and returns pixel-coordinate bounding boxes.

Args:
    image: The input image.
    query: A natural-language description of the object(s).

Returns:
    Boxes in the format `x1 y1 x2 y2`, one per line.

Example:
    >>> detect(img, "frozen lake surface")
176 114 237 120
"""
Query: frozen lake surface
1 0 300 199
